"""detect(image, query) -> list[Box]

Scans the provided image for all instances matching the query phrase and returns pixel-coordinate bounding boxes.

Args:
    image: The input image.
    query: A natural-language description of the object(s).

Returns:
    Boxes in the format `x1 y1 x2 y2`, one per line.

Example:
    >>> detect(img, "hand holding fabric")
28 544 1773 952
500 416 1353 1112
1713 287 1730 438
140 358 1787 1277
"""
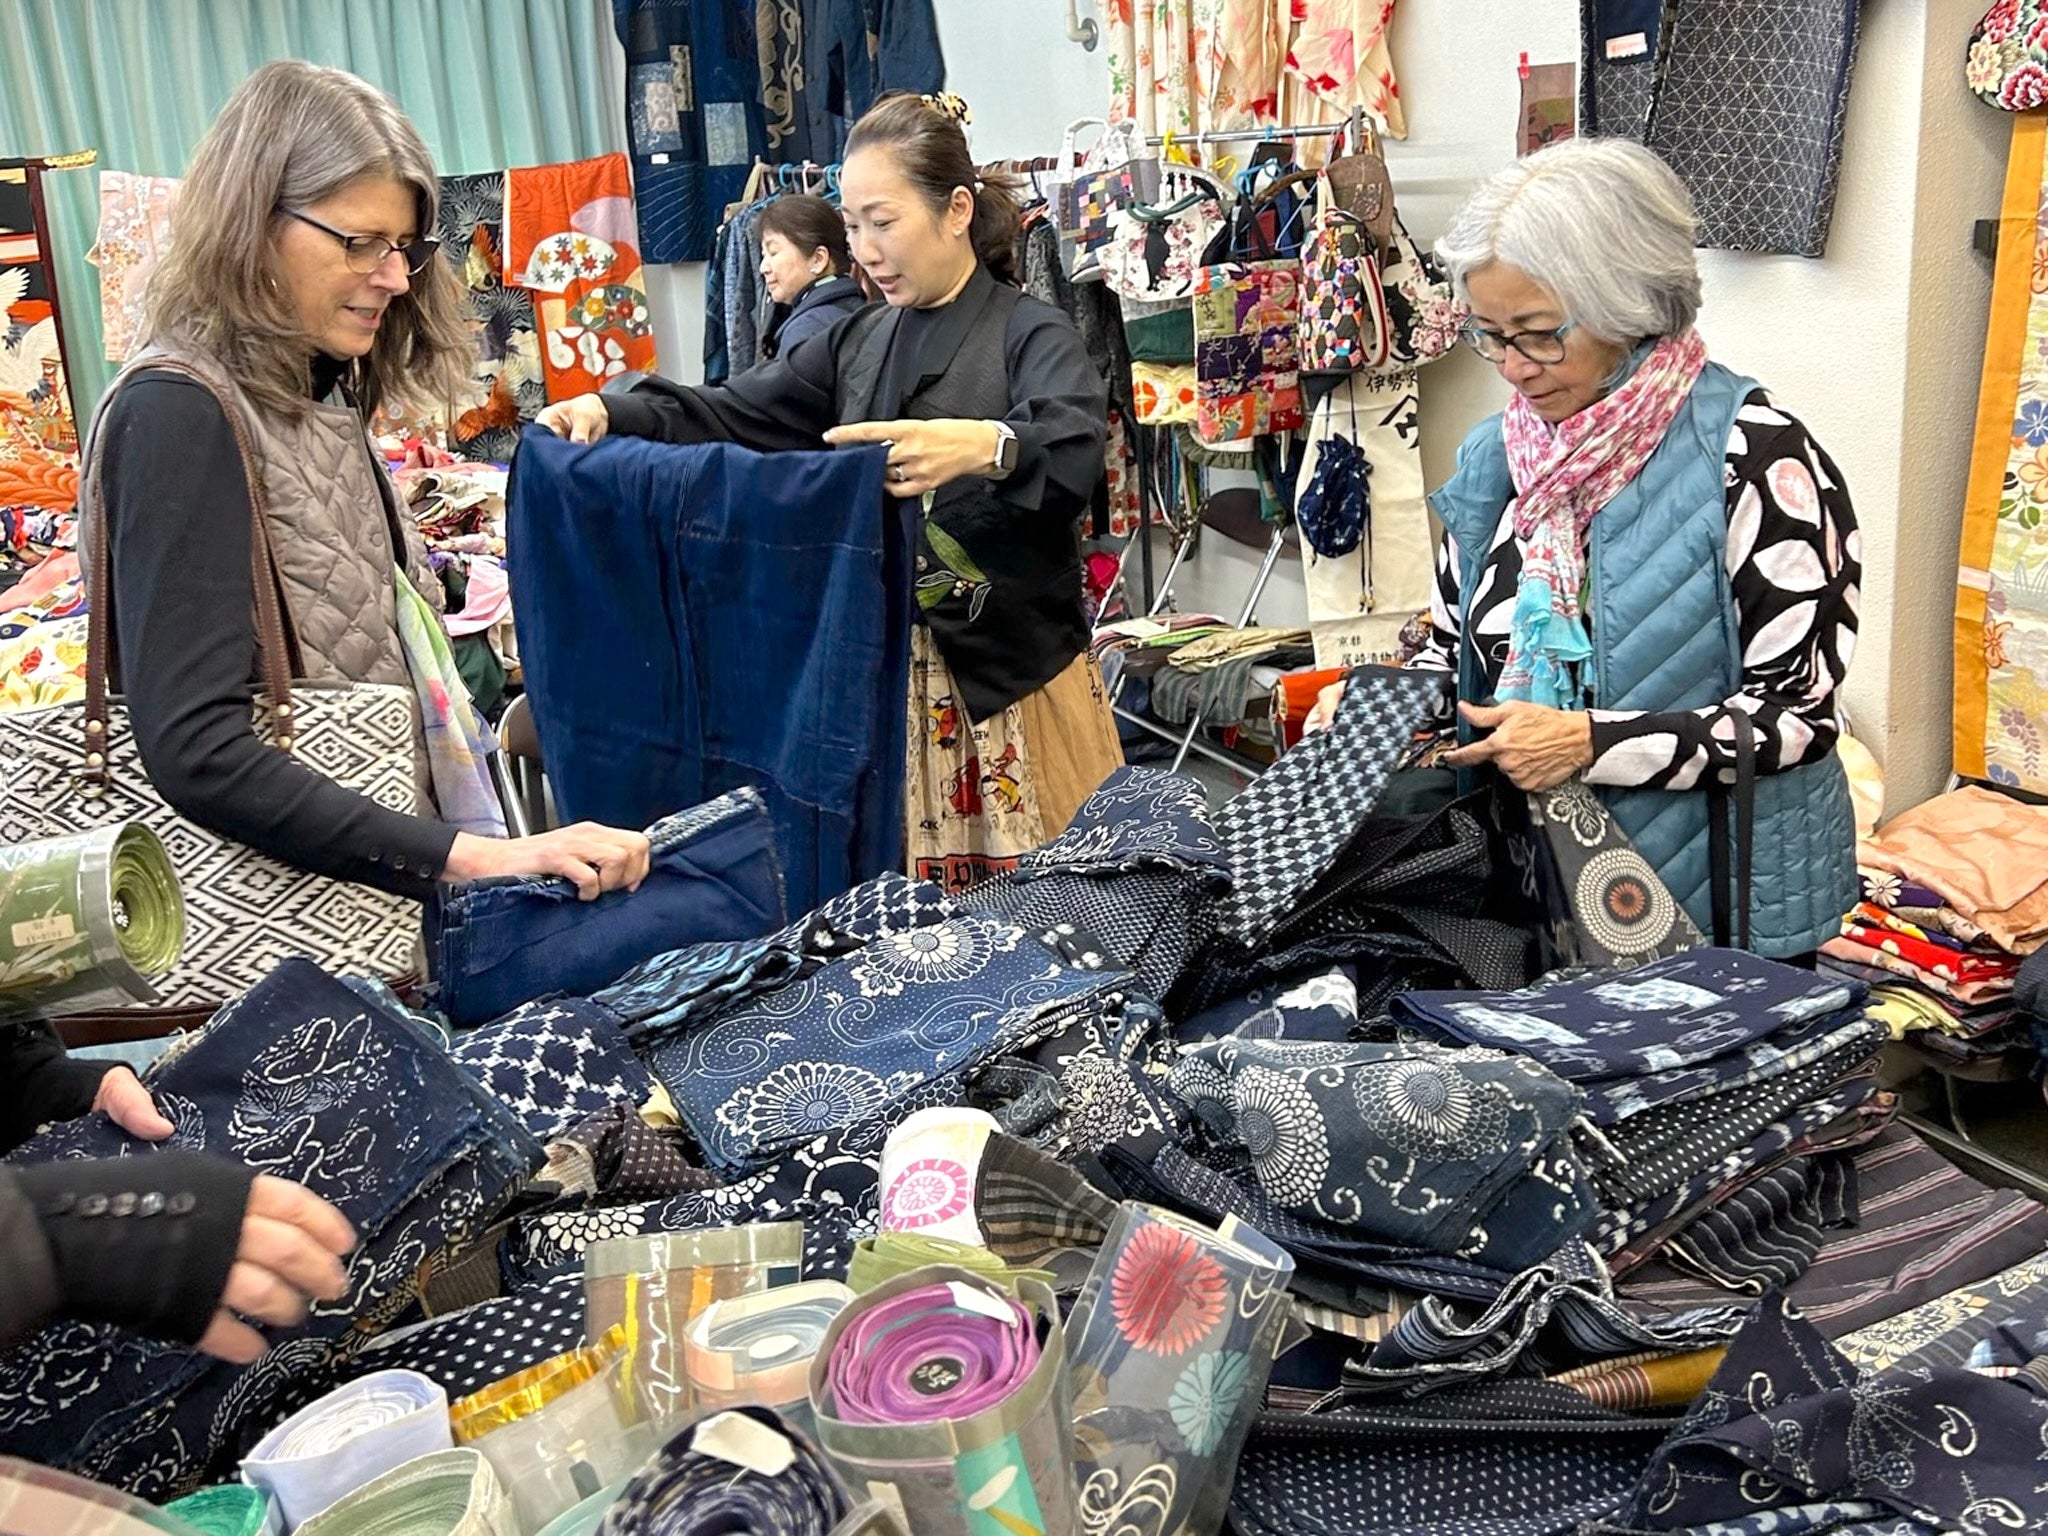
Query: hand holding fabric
199 1175 356 1363
1445 700 1594 790
444 824 652 901
534 395 611 445
91 1067 175 1141
823 417 1000 498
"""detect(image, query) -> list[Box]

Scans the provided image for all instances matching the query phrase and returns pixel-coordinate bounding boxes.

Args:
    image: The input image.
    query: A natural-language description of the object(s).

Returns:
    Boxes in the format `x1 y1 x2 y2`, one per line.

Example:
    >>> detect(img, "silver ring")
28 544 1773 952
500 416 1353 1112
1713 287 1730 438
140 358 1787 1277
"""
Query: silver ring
891 465 907 481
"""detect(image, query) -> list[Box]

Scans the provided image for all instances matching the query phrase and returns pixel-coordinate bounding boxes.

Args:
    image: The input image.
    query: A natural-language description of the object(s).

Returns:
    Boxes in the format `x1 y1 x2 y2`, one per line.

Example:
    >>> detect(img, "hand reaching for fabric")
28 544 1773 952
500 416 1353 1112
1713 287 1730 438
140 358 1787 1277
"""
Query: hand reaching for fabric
823 418 1001 499
198 1176 357 1363
1303 681 1346 736
534 395 611 445
1445 700 1595 791
443 824 653 901
92 1067 175 1141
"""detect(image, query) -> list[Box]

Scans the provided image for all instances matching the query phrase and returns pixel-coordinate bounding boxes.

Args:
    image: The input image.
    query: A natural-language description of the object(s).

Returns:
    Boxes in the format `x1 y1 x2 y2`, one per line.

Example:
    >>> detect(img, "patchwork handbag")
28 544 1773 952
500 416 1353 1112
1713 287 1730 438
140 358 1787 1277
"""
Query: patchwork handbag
1299 207 1392 374
0 360 426 1025
1056 118 1153 251
1196 188 1302 444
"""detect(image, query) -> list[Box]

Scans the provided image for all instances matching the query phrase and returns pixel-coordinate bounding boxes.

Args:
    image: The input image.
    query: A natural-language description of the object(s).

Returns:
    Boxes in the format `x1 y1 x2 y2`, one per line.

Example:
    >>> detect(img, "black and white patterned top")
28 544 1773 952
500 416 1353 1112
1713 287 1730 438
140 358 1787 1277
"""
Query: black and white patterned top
1410 391 1861 791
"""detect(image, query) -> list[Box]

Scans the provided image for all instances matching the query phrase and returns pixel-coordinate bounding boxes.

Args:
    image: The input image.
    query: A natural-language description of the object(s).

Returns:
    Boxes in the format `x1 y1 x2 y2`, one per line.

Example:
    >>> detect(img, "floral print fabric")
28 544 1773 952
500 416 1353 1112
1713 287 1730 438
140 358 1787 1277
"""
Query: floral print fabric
502 154 658 403
1192 260 1305 443
1066 1204 1295 1536
87 171 178 364
435 172 546 465
1969 0 2048 110
650 910 1114 1173
1107 1 1407 140
1181 1033 1596 1266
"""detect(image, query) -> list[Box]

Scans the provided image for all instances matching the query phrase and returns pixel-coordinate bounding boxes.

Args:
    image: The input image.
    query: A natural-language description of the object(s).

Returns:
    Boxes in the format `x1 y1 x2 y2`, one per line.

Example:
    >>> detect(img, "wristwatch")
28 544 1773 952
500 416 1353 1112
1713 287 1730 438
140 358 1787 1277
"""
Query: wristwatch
990 421 1019 478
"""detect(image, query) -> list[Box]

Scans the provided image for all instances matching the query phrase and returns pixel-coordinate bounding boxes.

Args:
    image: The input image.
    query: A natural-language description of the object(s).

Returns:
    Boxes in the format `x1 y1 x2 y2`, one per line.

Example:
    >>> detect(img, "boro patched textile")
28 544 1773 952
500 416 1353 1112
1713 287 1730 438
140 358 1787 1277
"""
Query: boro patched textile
0 959 540 1497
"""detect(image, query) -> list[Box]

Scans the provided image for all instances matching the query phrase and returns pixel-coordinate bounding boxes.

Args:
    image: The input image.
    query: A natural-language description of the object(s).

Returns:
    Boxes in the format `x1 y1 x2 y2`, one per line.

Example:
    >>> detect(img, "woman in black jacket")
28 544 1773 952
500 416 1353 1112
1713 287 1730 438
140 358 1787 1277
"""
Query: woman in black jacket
0 1021 353 1360
540 93 1122 895
757 194 868 362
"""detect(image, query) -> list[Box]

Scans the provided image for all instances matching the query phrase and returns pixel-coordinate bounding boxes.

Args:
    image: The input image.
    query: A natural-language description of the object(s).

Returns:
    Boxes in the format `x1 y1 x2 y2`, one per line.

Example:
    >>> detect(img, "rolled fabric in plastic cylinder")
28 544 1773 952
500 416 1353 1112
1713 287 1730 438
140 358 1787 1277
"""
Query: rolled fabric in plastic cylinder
240 1370 451 1532
164 1487 281 1536
583 1224 803 1428
0 1456 209 1536
683 1281 853 1436
593 1405 895 1536
1065 1204 1295 1536
450 1329 654 1534
810 1267 1076 1536
288 1449 516 1536
0 822 182 1016
845 1232 1048 1297
877 1107 1001 1244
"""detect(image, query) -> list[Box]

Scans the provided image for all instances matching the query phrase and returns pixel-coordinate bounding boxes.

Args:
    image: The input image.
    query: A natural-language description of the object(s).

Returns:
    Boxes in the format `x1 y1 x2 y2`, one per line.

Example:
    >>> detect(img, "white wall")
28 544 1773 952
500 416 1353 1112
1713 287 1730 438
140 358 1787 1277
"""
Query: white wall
625 0 2004 813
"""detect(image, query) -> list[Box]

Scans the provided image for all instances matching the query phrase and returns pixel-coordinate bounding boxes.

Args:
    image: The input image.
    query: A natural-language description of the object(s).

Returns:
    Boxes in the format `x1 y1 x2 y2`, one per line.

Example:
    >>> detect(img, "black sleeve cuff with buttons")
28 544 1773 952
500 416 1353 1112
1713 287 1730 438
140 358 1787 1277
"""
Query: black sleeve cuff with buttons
13 1152 255 1347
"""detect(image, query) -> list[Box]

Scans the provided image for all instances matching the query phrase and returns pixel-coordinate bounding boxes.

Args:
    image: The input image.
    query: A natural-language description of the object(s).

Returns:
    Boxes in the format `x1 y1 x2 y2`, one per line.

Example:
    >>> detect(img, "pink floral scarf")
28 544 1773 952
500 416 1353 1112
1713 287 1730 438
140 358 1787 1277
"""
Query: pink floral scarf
1497 327 1709 708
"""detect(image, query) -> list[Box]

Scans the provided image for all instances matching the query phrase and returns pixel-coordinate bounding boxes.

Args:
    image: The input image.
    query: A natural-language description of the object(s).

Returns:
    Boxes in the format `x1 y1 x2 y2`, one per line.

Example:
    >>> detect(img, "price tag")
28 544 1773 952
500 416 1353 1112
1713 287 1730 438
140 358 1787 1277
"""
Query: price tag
692 1412 796 1479
11 914 76 948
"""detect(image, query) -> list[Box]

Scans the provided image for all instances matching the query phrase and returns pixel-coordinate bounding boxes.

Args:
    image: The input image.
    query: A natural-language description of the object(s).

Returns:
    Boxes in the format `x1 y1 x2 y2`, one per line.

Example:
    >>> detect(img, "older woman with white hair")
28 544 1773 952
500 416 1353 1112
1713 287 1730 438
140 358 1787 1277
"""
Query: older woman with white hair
1315 137 1859 961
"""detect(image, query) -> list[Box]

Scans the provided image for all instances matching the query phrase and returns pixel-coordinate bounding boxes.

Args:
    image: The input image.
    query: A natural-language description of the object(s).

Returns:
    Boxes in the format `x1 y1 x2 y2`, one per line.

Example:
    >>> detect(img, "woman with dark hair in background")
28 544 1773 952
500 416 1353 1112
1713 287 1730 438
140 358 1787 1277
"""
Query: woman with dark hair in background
540 91 1121 894
756 193 867 361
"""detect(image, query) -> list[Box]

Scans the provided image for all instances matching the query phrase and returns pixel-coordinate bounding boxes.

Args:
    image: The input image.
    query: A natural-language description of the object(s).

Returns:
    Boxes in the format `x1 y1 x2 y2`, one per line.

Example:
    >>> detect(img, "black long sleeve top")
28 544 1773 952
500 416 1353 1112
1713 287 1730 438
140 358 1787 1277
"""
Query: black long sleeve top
97 359 455 900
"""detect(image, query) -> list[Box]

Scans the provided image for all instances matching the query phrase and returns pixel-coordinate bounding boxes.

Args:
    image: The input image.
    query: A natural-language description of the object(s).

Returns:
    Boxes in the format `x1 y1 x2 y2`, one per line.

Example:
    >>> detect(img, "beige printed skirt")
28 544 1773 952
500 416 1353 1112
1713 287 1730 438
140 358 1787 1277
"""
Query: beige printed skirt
904 629 1124 895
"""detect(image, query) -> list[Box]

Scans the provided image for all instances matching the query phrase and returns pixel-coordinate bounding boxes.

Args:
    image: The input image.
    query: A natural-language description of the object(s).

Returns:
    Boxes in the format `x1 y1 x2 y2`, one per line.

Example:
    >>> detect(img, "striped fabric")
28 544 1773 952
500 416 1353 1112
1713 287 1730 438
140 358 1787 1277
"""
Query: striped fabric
1658 1151 1858 1294
1621 1125 2048 1337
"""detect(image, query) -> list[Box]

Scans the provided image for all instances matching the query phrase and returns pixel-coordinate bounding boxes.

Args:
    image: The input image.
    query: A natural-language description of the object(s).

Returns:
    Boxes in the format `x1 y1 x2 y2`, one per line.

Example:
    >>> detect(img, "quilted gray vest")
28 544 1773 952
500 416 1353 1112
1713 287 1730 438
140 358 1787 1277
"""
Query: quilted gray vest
83 338 438 689
1431 361 1857 958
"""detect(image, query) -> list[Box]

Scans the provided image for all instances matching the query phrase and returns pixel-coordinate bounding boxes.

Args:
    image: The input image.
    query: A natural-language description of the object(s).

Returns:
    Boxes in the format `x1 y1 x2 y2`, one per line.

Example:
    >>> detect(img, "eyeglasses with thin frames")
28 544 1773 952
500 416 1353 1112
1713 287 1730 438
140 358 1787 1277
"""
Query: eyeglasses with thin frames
282 208 441 276
1459 320 1579 365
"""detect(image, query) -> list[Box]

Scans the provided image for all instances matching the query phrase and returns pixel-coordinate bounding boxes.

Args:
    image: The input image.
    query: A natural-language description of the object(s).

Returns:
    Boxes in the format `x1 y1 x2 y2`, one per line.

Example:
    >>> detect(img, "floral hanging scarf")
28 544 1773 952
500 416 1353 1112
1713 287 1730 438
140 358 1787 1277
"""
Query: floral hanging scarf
1497 326 1708 709
394 567 507 837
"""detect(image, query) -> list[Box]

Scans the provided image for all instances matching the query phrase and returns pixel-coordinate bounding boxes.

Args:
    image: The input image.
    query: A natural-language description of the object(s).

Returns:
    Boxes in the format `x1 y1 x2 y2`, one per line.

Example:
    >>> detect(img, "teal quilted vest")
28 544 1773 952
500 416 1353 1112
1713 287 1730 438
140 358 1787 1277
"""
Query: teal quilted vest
1430 362 1855 958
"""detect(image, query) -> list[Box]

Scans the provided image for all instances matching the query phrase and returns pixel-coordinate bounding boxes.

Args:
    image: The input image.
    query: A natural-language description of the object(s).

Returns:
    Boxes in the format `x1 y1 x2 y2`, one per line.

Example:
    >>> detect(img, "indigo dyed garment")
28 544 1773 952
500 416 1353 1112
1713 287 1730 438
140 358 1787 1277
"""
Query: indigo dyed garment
448 997 655 1143
964 767 1231 1002
602 1404 859 1535
651 914 1113 1173
614 0 766 263
1098 1141 1516 1303
0 959 540 1498
1586 1008 1877 1128
1395 950 1864 1083
433 790 787 1028
1620 1295 2048 1531
508 428 904 917
353 1272 587 1402
1212 666 1454 949
1182 1033 1594 1266
1344 1248 1743 1395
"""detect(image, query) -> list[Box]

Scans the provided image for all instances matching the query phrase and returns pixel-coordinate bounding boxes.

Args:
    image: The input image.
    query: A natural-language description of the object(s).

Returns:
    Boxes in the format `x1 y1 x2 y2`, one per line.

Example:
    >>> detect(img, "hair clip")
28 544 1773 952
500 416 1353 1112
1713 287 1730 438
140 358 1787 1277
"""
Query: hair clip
920 91 973 126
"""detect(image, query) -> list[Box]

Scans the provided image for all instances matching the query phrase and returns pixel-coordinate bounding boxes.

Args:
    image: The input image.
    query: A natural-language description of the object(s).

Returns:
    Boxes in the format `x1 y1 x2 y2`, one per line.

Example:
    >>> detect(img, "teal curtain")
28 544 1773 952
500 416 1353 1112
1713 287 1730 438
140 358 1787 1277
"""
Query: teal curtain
0 0 624 414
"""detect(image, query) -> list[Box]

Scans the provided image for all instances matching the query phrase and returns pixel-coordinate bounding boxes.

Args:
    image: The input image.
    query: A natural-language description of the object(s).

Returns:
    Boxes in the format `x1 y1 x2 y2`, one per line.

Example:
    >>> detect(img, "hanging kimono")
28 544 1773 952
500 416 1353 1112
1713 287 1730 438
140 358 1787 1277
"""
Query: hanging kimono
0 159 80 473
1956 112 2048 795
436 171 546 464
1282 0 1408 140
86 171 179 365
503 153 660 402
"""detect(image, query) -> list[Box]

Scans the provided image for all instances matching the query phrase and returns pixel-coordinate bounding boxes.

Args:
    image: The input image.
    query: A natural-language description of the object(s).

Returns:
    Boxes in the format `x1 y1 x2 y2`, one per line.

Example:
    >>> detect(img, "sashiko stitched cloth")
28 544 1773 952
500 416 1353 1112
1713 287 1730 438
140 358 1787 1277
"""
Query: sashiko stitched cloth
0 959 541 1498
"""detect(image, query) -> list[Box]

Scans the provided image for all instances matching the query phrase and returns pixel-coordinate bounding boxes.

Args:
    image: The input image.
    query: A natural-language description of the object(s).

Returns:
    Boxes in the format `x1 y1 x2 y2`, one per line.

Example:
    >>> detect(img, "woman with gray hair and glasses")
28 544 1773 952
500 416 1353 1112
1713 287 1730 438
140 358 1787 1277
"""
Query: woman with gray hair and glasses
89 61 649 916
1311 138 1859 961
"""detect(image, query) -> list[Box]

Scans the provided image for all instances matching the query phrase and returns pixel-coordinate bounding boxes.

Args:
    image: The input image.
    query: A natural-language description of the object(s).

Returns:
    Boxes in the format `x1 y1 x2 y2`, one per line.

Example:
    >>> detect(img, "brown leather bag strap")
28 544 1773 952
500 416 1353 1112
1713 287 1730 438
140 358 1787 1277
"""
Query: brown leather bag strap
81 360 301 794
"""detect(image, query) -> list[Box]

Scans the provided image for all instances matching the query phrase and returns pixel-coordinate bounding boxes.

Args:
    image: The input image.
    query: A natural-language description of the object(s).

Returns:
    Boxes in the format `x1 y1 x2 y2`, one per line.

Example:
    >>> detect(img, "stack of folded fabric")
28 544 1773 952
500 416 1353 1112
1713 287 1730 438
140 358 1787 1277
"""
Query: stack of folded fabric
1830 785 2048 1071
1393 950 1893 1299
